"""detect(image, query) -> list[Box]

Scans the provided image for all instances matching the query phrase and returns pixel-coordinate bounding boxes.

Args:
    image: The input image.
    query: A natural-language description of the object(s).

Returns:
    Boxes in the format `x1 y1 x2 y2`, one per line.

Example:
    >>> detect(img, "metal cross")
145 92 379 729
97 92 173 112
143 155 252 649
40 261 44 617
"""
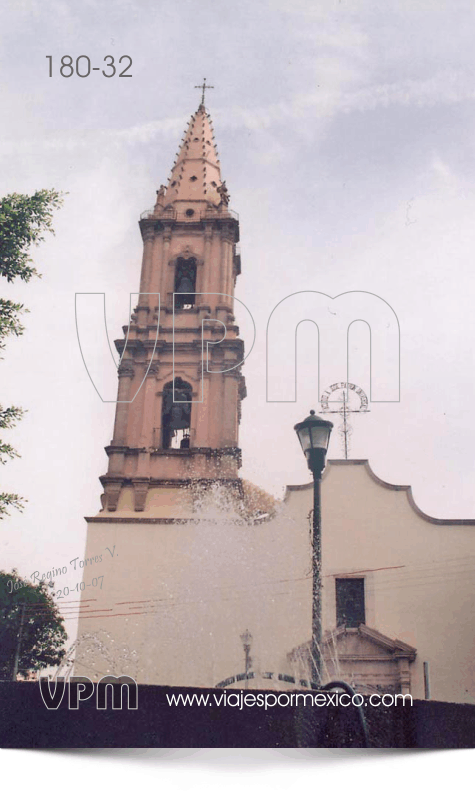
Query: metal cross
320 384 369 460
195 78 214 106
322 388 352 459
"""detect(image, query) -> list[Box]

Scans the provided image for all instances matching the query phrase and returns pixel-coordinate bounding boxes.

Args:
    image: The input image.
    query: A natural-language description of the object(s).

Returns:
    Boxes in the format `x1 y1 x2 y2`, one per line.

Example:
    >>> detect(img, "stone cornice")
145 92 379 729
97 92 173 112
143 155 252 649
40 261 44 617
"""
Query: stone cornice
103 446 242 459
85 516 197 524
138 216 239 241
100 476 241 486
117 364 135 377
148 446 241 459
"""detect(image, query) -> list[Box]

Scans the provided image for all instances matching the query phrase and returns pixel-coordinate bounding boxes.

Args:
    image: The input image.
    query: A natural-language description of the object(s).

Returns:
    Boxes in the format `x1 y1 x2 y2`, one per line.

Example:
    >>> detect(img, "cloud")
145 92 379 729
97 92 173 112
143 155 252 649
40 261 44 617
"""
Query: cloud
339 69 475 113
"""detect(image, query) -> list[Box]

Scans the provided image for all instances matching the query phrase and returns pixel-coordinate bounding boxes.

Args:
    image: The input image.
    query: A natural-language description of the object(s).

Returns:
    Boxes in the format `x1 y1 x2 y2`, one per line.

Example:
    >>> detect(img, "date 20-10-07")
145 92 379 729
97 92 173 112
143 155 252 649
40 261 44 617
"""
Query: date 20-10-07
56 576 104 598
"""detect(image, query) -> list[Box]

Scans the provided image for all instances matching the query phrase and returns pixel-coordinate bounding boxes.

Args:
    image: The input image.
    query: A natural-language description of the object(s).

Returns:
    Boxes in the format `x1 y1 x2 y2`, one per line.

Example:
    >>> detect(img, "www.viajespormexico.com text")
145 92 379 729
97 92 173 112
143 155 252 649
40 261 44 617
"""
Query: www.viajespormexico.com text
166 691 412 710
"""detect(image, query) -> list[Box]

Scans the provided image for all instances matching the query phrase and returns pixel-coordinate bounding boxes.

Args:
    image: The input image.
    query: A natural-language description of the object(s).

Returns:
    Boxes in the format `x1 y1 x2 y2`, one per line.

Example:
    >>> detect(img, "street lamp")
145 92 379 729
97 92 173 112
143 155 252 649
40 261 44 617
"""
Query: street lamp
240 629 252 687
294 410 333 686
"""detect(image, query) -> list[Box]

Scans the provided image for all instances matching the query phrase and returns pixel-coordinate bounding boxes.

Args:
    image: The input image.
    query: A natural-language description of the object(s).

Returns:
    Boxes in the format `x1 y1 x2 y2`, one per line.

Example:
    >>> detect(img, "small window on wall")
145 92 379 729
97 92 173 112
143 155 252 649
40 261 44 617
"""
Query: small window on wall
335 578 365 628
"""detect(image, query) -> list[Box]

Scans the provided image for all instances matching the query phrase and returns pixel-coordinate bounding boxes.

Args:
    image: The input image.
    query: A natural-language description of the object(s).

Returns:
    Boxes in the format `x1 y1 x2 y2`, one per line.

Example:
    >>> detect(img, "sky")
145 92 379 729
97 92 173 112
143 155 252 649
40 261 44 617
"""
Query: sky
2 0 475 599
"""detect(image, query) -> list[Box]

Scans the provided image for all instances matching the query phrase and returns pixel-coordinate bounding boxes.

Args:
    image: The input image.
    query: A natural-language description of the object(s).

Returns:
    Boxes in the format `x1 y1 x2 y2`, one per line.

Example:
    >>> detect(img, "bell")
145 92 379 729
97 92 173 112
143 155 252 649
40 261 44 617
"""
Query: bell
170 417 190 430
177 276 194 294
170 403 190 430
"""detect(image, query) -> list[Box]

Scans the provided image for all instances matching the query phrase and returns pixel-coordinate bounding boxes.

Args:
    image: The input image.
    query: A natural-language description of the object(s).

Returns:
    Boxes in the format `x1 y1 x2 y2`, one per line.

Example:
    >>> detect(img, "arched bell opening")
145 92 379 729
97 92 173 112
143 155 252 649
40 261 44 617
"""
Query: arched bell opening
161 377 192 449
174 257 197 309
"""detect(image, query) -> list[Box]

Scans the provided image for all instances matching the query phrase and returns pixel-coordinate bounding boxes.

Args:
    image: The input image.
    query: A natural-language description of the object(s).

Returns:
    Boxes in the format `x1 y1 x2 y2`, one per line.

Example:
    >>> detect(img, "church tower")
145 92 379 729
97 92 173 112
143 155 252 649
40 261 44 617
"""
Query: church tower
74 95 253 685
100 97 246 519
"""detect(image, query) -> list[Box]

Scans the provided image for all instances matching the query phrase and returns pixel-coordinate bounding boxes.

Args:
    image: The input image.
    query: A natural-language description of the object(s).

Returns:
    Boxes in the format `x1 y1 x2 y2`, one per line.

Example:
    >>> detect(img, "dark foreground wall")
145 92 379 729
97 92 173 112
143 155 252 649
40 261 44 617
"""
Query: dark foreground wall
1 682 475 748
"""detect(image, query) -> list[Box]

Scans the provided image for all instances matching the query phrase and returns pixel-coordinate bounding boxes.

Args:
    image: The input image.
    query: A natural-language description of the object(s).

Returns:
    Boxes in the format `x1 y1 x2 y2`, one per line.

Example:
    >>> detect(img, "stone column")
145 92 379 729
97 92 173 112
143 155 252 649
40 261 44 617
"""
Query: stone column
160 227 172 306
222 373 238 446
138 364 159 450
225 242 234 305
194 372 210 448
112 365 135 446
106 364 135 509
220 234 228 298
201 223 213 298
139 226 155 295
219 230 233 309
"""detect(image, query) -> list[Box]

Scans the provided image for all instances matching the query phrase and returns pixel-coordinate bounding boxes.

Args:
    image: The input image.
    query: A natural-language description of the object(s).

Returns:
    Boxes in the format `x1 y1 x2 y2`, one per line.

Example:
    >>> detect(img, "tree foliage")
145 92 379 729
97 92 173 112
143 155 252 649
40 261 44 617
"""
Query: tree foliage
0 190 63 283
0 189 64 517
0 570 67 679
0 298 26 354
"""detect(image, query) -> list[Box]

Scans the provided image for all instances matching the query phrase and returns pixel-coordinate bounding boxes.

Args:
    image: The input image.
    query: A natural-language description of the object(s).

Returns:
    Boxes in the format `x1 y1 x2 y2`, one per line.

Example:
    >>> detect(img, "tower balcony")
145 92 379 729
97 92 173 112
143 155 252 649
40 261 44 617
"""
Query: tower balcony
140 205 239 223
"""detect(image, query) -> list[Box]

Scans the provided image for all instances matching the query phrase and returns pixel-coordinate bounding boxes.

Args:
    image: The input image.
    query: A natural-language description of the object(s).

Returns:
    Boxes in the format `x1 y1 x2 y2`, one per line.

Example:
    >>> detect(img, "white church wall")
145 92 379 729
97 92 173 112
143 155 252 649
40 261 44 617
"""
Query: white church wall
74 460 475 704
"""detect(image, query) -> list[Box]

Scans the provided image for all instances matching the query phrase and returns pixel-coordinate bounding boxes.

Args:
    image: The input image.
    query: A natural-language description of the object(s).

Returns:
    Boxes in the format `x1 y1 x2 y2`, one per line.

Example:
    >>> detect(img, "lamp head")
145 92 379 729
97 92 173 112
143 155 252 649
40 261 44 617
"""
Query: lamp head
294 410 333 475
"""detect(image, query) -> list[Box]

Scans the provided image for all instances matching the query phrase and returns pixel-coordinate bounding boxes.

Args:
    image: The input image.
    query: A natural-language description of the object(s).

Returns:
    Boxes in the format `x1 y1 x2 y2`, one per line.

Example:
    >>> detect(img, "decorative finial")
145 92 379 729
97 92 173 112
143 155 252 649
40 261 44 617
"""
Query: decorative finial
194 77 214 107
310 409 315 415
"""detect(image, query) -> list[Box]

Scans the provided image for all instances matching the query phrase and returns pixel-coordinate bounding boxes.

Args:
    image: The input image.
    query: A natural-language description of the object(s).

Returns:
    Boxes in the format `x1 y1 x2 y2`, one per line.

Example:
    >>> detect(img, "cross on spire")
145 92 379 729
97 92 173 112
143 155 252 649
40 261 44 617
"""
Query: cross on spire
194 78 214 107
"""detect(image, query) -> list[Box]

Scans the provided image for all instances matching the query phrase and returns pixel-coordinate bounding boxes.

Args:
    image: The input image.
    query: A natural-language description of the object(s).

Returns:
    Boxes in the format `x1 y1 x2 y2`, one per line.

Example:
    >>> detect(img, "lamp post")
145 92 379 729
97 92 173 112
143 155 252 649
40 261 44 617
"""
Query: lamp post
240 629 252 688
294 410 333 686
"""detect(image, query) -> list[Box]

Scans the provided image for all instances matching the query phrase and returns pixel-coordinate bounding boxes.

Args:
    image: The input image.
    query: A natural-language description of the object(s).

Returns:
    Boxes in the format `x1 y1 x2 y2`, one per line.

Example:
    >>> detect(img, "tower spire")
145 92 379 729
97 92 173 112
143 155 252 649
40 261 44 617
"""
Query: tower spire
163 102 224 207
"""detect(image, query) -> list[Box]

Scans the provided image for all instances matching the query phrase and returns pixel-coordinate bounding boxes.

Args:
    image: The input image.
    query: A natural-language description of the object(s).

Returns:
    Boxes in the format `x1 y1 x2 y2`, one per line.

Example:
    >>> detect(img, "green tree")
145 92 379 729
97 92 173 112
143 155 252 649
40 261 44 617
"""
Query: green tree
0 189 64 517
0 570 67 679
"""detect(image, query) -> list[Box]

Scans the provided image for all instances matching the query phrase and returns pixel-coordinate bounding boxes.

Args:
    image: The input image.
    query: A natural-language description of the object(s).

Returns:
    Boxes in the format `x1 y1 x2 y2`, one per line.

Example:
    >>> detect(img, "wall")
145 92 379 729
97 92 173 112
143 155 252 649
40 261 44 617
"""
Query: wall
75 461 475 704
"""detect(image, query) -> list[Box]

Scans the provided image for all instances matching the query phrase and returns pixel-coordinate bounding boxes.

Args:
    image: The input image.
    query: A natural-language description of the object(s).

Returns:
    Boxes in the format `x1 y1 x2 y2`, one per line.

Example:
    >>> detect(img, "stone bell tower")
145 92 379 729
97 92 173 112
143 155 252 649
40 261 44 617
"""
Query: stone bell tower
74 96 273 686
99 99 246 519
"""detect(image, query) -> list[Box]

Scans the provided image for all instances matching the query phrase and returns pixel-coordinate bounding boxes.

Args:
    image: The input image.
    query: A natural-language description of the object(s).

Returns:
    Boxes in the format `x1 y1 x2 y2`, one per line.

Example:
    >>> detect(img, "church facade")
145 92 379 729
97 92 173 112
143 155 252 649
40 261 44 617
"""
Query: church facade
280 460 475 705
74 99 475 706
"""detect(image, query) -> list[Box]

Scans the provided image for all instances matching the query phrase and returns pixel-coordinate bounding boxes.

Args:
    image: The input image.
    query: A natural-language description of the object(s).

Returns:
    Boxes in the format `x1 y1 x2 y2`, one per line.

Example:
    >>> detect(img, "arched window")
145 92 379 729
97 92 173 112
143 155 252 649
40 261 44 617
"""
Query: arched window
161 377 192 449
174 257 197 309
